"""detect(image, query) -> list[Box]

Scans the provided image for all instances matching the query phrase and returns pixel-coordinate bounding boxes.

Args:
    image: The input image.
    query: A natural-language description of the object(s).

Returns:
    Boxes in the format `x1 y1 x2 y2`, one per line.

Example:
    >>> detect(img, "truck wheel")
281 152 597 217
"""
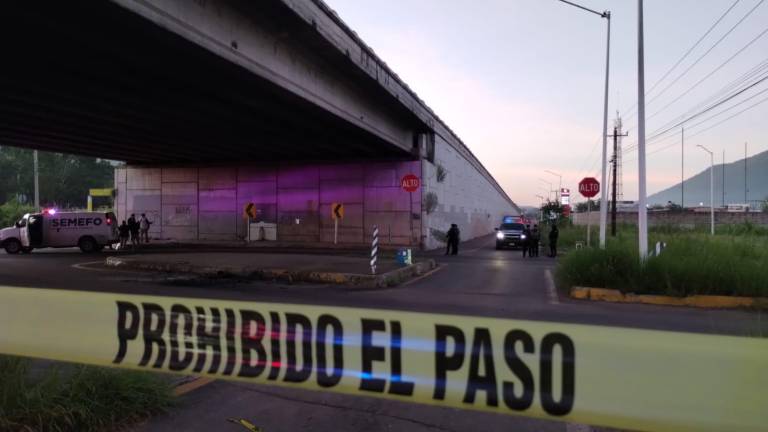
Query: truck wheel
21 247 33 254
3 239 21 254
78 236 98 253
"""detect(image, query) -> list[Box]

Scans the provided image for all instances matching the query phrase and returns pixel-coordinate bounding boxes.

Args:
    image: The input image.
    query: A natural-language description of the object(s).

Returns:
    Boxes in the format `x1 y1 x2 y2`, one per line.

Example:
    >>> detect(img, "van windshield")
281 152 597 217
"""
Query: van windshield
501 223 524 230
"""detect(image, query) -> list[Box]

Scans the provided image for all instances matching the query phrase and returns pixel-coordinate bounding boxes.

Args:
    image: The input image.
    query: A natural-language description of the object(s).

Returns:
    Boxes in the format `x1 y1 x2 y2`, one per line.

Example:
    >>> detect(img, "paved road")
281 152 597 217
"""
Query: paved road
2 240 764 335
1 239 765 432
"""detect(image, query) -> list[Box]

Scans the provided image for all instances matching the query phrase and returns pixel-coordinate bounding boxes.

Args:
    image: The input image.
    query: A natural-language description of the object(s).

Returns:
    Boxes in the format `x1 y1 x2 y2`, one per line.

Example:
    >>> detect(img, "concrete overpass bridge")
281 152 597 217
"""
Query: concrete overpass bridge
1 0 519 248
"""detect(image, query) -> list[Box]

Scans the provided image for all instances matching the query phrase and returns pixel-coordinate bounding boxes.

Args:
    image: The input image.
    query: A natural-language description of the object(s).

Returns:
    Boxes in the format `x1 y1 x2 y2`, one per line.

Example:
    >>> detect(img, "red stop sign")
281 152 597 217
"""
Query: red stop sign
401 174 420 192
579 177 600 198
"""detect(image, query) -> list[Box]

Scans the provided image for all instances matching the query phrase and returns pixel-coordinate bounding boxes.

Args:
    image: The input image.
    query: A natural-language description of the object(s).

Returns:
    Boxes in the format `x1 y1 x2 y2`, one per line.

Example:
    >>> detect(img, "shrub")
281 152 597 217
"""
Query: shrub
424 192 438 214
435 164 447 183
0 199 35 228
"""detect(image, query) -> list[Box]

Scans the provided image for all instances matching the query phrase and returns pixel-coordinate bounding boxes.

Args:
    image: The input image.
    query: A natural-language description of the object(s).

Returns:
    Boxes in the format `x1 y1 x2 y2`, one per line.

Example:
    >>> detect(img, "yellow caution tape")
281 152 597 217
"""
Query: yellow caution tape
0 287 766 432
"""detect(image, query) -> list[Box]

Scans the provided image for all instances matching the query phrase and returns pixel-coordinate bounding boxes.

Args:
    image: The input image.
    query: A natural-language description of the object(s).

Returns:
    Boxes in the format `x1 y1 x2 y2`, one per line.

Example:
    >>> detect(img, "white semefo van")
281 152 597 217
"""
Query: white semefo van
0 210 118 254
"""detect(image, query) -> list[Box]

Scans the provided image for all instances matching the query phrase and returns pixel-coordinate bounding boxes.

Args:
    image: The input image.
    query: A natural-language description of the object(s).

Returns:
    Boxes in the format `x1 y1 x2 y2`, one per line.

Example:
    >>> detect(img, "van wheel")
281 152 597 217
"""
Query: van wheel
4 239 21 254
21 247 33 254
78 236 98 253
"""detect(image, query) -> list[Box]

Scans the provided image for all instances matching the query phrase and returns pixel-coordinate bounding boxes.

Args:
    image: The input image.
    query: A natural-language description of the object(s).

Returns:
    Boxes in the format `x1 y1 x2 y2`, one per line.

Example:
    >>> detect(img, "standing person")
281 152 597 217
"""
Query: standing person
139 213 152 243
118 221 130 250
522 224 532 258
127 214 139 248
446 223 460 255
549 224 560 258
531 225 540 257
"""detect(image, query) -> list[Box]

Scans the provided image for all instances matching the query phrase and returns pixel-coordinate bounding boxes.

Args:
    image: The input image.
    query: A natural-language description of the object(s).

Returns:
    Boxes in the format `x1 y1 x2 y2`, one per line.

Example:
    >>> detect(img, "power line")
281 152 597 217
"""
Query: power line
569 134 602 186
642 67 768 148
647 74 768 142
636 56 768 138
623 93 768 164
683 85 768 131
623 68 768 154
622 0 765 135
649 88 768 154
645 0 765 110
646 23 768 123
685 92 768 138
621 0 742 119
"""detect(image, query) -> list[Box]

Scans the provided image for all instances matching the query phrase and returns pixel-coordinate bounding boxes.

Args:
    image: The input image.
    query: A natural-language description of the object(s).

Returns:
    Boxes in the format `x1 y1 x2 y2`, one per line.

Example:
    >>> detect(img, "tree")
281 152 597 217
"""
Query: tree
540 200 567 224
0 146 33 204
0 146 115 209
575 199 601 212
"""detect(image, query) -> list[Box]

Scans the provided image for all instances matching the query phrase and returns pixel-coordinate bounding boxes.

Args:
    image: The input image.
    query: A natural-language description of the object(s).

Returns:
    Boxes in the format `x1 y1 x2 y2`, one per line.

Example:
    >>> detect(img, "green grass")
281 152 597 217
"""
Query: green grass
554 223 768 297
0 355 174 432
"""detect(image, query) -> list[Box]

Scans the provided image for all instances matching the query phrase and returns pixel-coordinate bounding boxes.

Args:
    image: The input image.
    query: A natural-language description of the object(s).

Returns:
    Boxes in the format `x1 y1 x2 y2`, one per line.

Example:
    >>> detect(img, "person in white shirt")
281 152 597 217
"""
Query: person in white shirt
139 213 152 243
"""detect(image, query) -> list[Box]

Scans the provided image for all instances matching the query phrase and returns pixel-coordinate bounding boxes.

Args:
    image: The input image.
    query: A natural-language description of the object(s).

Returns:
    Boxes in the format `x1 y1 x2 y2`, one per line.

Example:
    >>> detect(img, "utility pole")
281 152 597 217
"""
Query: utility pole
698 145 714 236
539 179 554 201
637 0 649 259
544 170 562 204
722 149 725 207
744 142 748 204
611 125 628 236
33 150 40 210
681 127 684 209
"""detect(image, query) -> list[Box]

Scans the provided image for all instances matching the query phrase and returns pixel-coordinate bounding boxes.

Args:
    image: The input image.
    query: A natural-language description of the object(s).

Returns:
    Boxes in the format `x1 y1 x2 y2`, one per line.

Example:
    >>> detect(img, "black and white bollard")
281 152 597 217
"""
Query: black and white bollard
371 225 379 275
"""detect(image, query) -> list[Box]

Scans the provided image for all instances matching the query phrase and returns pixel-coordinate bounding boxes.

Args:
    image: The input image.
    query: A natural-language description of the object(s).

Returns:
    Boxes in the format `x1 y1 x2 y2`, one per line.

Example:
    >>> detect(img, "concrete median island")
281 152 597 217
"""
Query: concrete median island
570 287 768 309
105 253 437 289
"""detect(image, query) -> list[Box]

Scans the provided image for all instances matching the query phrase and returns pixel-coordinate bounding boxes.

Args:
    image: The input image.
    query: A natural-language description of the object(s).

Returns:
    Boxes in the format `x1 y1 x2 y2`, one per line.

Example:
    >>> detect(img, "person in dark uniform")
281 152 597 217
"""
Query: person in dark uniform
549 224 560 258
531 225 540 257
118 221 130 249
446 224 460 255
127 214 139 248
522 224 532 258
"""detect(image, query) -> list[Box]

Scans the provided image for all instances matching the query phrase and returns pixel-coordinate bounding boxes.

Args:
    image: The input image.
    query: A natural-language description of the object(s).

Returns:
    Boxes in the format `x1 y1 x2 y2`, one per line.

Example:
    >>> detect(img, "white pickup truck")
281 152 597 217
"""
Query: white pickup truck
1 210 118 254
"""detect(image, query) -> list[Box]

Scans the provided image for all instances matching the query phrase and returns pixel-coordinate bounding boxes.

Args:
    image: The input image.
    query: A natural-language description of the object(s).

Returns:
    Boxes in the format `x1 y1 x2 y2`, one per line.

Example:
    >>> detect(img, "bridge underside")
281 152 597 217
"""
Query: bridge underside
0 1 413 163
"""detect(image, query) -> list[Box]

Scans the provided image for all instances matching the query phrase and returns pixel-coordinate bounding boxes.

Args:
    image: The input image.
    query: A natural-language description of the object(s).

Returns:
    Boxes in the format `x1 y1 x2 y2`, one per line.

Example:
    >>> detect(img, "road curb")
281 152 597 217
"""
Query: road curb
570 286 768 309
105 256 437 288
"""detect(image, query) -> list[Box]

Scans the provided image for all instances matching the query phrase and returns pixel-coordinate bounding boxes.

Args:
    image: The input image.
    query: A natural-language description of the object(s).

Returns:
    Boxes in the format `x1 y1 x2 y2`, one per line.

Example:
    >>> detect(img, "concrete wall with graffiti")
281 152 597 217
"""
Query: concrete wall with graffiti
421 135 520 250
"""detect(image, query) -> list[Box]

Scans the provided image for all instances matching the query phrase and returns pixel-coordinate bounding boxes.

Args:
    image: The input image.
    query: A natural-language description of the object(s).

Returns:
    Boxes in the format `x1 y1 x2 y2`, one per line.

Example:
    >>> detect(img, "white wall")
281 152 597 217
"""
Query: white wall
422 136 519 249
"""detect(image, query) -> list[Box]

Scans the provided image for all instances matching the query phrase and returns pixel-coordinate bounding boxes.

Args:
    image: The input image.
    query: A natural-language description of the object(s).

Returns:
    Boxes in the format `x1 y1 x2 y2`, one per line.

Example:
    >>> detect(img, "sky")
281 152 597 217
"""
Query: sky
325 0 768 206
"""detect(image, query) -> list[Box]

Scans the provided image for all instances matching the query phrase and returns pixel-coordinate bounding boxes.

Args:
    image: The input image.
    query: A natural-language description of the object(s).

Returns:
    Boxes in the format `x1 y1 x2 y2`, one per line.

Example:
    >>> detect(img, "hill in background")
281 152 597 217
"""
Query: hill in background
648 149 768 207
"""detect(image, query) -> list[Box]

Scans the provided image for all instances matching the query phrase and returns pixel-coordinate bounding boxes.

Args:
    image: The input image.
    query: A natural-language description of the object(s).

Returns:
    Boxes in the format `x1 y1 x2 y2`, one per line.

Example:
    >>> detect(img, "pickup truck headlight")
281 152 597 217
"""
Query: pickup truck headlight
521 234 527 239
496 232 504 240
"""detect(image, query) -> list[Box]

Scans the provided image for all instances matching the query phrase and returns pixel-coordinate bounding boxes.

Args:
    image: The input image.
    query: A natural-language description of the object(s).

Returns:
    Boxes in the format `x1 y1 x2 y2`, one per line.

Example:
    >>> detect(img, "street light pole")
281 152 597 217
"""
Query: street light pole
539 186 553 201
538 178 554 200
697 145 715 235
599 12 611 249
557 0 610 248
544 170 563 203
536 194 546 221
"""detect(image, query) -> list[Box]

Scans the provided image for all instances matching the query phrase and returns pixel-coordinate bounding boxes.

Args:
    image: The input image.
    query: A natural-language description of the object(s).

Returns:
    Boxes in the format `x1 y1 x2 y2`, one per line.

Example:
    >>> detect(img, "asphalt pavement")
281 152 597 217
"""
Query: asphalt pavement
1 238 766 432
